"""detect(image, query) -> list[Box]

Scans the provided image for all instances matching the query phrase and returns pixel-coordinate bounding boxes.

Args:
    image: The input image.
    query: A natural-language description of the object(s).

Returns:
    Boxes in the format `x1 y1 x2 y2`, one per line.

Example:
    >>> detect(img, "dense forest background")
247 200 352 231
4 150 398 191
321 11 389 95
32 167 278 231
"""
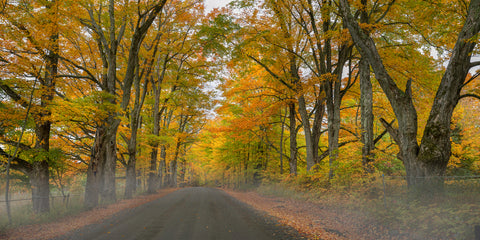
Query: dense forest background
1 0 479 236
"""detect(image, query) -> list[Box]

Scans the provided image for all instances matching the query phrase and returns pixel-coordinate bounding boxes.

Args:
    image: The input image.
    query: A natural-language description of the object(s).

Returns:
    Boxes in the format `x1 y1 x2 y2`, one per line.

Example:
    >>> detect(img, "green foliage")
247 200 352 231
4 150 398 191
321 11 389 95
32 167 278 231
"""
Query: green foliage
198 14 240 56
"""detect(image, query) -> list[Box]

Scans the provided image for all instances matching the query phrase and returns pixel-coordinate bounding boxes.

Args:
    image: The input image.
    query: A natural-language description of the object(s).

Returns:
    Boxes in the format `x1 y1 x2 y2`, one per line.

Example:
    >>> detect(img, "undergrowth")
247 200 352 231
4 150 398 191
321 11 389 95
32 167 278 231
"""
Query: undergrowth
0 195 85 234
255 174 480 240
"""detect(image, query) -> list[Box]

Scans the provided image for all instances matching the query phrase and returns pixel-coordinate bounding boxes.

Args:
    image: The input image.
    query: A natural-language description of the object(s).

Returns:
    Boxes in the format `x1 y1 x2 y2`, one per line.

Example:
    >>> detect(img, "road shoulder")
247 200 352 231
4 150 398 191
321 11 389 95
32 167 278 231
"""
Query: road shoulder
4 189 177 240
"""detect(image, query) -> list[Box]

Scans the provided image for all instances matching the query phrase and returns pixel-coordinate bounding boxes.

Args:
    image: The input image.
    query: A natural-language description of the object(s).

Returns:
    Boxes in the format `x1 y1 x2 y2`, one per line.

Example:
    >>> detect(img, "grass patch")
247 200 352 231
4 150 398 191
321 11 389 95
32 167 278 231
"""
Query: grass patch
0 194 85 233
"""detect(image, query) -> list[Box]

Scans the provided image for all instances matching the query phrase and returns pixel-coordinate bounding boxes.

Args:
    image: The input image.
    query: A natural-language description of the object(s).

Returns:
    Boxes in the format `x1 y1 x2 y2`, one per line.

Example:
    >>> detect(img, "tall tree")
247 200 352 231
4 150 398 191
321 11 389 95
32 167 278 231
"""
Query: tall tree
80 0 166 207
0 0 60 213
358 0 374 173
339 0 480 187
275 0 356 176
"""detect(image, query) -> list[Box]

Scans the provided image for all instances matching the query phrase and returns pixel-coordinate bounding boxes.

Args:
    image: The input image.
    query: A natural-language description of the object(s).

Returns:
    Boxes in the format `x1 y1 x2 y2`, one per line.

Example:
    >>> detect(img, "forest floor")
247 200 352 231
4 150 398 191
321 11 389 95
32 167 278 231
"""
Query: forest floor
225 189 395 240
1 188 177 240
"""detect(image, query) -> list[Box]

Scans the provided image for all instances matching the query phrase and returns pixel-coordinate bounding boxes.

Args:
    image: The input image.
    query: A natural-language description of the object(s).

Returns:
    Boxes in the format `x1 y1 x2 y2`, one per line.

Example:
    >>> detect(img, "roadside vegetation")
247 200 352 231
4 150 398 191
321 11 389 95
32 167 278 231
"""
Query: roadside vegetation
227 175 480 239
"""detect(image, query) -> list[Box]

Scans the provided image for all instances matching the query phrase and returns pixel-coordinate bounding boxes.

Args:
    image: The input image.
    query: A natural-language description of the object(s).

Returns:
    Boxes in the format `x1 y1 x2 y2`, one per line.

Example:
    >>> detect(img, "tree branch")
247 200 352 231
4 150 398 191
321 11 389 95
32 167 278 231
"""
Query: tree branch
247 55 293 90
470 61 480 68
0 147 32 174
459 93 480 101
0 82 31 109
374 119 395 145
379 118 401 147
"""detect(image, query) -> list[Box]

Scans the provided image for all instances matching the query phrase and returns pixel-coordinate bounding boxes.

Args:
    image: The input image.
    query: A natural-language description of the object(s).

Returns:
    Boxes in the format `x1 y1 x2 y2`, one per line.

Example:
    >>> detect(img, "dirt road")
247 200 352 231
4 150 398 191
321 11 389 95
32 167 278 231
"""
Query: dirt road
54 187 305 240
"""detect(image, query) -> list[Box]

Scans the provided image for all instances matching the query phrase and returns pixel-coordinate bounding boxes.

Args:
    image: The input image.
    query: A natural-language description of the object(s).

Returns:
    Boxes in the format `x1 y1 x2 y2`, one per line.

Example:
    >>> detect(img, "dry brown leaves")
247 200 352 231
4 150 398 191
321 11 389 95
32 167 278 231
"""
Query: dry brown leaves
225 189 389 240
3 189 178 240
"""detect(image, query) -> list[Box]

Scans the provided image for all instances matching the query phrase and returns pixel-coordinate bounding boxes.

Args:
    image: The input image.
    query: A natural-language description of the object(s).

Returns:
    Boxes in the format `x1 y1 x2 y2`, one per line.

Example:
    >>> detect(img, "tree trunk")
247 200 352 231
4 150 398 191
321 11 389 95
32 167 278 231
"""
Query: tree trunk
359 0 375 174
158 145 167 187
124 75 147 198
124 155 136 199
179 155 186 187
148 72 161 193
279 108 286 174
169 160 177 188
312 98 325 166
297 95 315 171
85 126 105 208
326 74 342 180
360 57 375 173
30 161 50 213
288 102 297 175
102 118 119 203
148 147 158 193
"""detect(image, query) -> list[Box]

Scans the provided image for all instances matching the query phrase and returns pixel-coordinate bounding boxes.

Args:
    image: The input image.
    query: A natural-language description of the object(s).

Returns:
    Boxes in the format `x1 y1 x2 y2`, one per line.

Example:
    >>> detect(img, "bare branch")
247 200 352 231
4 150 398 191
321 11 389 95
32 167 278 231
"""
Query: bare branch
459 93 480 101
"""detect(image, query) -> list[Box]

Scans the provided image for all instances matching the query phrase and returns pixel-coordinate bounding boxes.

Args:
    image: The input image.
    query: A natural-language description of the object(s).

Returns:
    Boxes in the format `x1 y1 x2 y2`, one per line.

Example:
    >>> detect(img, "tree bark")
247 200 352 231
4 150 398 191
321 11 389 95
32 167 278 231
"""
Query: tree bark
297 95 315 170
158 145 167 187
312 98 325 166
288 102 298 175
124 74 148 198
358 0 375 174
85 126 105 208
325 77 341 179
326 48 348 180
124 154 136 199
170 145 179 188
103 121 118 202
360 57 375 173
279 107 287 174
30 161 50 213
148 80 161 193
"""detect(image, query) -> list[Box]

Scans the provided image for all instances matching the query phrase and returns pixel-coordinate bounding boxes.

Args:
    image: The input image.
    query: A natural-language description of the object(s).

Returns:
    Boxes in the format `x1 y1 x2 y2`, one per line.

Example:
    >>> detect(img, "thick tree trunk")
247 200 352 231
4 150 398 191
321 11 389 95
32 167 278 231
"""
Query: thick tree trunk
148 74 161 193
297 95 315 171
102 118 119 203
85 114 119 205
358 1 375 174
312 98 325 166
326 74 343 180
124 156 136 199
85 126 105 208
169 160 177 188
179 156 186 187
148 147 158 193
288 102 297 175
169 140 181 187
30 161 49 213
124 78 147 198
360 57 375 173
158 145 167 187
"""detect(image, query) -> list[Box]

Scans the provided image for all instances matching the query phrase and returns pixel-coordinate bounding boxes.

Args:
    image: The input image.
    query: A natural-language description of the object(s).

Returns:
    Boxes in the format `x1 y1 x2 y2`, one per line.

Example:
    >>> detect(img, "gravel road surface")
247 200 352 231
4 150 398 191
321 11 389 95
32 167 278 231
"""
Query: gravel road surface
55 187 306 240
